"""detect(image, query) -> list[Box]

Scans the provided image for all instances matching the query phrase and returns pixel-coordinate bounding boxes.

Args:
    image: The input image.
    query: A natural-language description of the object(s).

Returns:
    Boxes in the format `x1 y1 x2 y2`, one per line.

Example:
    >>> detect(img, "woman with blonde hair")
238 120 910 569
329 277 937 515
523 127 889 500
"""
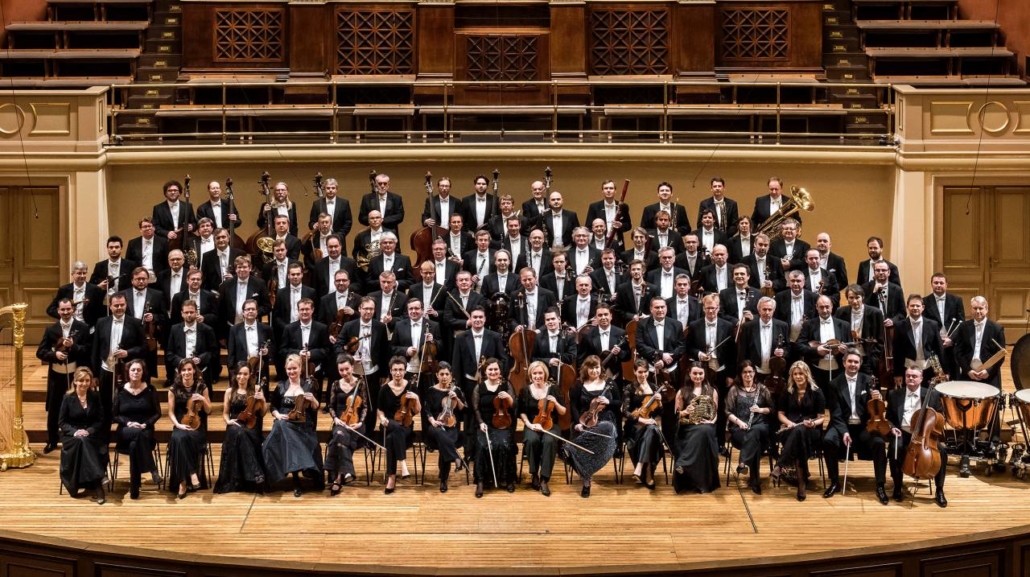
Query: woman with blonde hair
772 361 825 501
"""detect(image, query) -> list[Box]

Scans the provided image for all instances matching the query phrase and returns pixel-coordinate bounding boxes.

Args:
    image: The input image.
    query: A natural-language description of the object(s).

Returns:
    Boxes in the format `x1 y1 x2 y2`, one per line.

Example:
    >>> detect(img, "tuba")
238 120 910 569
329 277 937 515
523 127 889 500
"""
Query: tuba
754 186 814 241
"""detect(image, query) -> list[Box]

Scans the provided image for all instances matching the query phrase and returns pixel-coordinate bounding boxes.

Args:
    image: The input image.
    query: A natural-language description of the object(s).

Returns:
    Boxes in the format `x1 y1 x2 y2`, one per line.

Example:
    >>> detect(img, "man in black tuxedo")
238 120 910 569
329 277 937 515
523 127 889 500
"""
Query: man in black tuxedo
797 296 851 390
719 264 761 324
359 172 405 230
306 177 353 255
442 271 486 334
301 213 334 270
368 271 408 336
687 294 738 443
226 299 274 388
36 299 92 452
120 267 167 379
428 238 461 291
737 297 789 383
407 261 447 328
170 269 219 331
767 218 809 273
366 232 413 294
261 240 295 294
822 350 885 500
834 284 885 376
648 210 686 254
636 297 686 377
802 249 841 310
459 174 498 233
462 229 496 292
422 176 462 232
487 195 525 245
126 218 169 279
541 191 579 248
863 261 906 324
561 275 598 330
856 236 902 290
91 236 138 297
577 304 629 376
391 298 442 416
568 227 601 277
196 180 241 232
814 233 848 296
923 272 965 379
521 179 549 231
891 295 943 386
217 256 271 341
498 213 530 269
954 296 1005 389
887 368 948 507
750 176 801 231
675 234 705 279
200 228 246 291
621 227 658 273
667 274 702 329
639 181 691 236
745 233 785 295
646 247 688 300
273 262 318 341
319 269 360 338
339 297 391 428
91 293 146 426
726 216 755 265
279 297 331 399
775 271 818 345
256 181 299 237
352 210 391 264
151 179 195 245
694 209 730 256
586 179 632 250
613 260 657 326
270 214 302 260
539 251 575 303
155 249 189 310
443 214 475 266
510 268 557 332
696 244 732 295
588 218 621 254
165 299 220 385
481 249 519 298
697 177 739 237
532 308 577 380
451 306 508 454
589 249 623 302
48 262 107 326
313 234 359 298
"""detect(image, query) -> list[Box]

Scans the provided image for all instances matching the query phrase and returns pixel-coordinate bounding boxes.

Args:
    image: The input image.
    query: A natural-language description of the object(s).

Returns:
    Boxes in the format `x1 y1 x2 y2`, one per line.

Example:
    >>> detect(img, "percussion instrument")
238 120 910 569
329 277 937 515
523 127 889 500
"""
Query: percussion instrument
936 380 1001 431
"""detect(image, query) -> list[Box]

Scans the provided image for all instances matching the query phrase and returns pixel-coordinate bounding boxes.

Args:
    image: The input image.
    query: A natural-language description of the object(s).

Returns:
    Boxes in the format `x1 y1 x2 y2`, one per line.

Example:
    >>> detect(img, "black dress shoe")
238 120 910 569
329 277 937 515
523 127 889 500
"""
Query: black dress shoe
876 485 889 505
43 443 56 455
439 481 448 493
892 487 904 502
540 481 551 496
750 483 762 495
475 483 484 498
530 474 540 491
822 483 840 499
718 446 729 457
383 486 394 495
736 463 746 474
294 488 303 497
506 482 515 493
581 485 591 498
935 490 947 508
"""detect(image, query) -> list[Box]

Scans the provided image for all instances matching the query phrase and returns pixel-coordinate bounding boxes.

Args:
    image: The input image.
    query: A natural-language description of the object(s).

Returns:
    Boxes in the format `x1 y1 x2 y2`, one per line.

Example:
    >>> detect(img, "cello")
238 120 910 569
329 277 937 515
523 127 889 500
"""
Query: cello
410 172 447 282
902 381 945 480
507 291 536 395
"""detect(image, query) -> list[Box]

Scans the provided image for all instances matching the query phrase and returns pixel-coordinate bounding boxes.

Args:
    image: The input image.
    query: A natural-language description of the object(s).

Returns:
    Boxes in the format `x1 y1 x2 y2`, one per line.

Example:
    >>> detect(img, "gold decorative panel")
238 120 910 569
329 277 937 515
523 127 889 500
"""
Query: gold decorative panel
930 101 974 134
720 9 790 61
466 35 538 82
29 103 71 136
590 9 669 76
214 9 284 62
336 9 415 76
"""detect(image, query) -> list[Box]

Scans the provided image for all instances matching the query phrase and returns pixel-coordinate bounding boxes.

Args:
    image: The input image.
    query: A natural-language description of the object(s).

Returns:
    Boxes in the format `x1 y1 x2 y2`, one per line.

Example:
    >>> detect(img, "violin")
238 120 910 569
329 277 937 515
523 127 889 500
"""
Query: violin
394 381 417 428
437 386 460 428
533 381 559 431
765 334 788 394
579 379 615 429
143 301 158 352
181 389 204 430
419 339 439 374
237 390 265 430
341 383 363 427
632 382 669 420
865 376 890 437
287 392 311 423
492 383 514 429
902 384 944 480
328 304 354 338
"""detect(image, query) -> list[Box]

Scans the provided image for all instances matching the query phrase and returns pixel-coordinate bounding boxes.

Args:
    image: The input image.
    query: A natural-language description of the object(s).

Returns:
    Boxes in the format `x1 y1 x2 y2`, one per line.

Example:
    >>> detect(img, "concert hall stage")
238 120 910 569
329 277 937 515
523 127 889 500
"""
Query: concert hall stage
3 360 1030 576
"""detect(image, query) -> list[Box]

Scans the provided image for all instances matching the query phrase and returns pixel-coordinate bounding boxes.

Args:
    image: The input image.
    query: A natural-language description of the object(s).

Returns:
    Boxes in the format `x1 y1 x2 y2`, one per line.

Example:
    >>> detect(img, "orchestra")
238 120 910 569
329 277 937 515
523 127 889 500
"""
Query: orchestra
44 169 1012 507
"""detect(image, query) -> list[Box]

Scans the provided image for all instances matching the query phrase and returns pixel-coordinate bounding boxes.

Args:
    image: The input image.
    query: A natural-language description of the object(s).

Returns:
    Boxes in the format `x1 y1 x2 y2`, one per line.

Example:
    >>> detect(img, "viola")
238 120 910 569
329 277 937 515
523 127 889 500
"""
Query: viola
632 383 669 420
865 377 890 437
143 301 158 352
492 385 513 429
419 339 439 375
341 385 363 426
328 304 354 338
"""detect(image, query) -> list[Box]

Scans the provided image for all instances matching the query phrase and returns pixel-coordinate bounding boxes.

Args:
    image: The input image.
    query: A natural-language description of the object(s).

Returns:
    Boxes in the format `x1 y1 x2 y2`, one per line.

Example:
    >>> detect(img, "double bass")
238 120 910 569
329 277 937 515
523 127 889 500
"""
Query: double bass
605 179 630 250
224 177 248 251
300 172 325 262
410 172 447 282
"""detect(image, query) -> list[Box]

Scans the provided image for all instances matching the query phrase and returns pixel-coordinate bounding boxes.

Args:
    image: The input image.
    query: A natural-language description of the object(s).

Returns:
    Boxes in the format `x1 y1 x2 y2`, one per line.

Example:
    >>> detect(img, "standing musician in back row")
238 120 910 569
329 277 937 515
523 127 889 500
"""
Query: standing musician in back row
640 181 691 236
586 179 632 249
698 177 739 237
886 367 948 508
359 173 405 231
307 177 353 255
892 295 943 386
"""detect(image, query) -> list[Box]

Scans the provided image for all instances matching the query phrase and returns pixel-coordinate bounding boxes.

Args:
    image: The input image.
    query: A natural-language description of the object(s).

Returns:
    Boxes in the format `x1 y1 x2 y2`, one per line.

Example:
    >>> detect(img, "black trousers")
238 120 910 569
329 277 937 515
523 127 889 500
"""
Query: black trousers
823 424 887 485
888 432 947 490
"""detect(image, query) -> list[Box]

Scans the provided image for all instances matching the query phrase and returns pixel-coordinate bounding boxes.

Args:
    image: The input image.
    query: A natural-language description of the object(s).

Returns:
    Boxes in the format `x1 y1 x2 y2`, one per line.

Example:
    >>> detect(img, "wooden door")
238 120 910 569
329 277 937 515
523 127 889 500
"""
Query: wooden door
0 186 62 341
941 185 1030 336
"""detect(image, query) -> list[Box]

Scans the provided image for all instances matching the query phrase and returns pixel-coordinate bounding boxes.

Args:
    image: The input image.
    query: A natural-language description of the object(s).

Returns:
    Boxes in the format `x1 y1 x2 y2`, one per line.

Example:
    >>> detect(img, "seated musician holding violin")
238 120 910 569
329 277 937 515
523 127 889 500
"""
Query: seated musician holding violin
167 358 212 499
423 362 467 493
885 367 948 508
567 356 620 498
822 350 886 500
215 361 267 494
518 360 567 497
622 359 667 490
325 354 370 496
263 353 323 497
378 356 421 494
472 357 518 497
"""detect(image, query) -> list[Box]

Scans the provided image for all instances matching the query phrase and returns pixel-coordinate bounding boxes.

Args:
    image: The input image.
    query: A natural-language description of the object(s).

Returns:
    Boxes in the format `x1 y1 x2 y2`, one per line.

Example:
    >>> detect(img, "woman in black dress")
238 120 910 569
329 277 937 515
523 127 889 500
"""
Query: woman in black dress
472 358 517 498
772 361 826 501
672 363 721 494
215 362 266 494
263 353 323 497
325 354 369 496
622 359 666 490
378 356 421 494
423 362 466 493
725 360 773 494
167 358 212 499
111 359 161 500
58 367 107 503
519 361 567 497
567 355 619 498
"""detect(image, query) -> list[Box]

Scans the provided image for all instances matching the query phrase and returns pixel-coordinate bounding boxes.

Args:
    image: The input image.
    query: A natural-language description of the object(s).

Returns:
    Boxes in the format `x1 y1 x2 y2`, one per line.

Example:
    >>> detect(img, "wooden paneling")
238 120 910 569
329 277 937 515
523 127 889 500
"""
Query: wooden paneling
673 2 716 78
415 5 453 80
181 4 288 73
715 1 823 74
549 5 587 80
589 5 670 76
0 186 60 341
454 29 550 105
288 5 328 77
336 7 415 76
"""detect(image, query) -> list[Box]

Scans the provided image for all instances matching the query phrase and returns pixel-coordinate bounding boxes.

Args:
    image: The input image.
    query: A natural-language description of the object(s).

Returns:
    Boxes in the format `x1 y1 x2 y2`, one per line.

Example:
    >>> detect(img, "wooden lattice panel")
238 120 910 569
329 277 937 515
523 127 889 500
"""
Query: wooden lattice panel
213 9 284 62
465 35 538 82
336 9 414 75
720 9 790 61
590 9 669 76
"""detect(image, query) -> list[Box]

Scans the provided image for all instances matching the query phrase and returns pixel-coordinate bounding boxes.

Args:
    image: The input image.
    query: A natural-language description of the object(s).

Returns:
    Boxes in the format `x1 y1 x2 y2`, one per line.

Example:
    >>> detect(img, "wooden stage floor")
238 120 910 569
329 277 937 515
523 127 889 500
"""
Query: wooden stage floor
3 359 1030 574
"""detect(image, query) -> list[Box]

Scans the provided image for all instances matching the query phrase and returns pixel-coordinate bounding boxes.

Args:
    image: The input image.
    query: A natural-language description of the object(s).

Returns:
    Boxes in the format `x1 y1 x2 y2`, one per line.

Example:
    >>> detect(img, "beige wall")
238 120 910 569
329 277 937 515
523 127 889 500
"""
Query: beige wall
106 159 895 285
